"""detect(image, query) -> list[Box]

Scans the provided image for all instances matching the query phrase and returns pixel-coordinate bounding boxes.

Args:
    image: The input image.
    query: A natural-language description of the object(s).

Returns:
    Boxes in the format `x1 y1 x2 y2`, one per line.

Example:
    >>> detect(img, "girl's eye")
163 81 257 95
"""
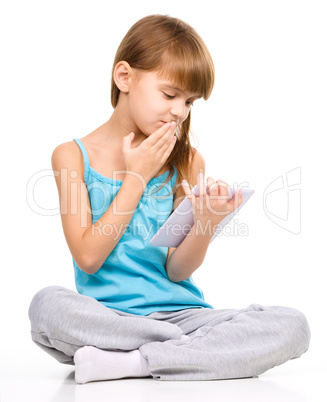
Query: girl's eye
163 93 175 99
163 92 194 107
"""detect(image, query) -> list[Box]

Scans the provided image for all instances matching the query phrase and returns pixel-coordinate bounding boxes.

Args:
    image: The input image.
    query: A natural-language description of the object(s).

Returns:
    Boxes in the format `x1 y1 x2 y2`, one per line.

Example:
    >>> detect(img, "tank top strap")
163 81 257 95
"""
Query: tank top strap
73 138 90 180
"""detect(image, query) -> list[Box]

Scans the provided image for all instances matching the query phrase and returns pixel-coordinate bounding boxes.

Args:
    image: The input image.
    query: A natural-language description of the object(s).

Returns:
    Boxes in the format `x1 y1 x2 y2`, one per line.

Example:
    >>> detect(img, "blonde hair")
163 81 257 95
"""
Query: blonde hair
111 14 215 196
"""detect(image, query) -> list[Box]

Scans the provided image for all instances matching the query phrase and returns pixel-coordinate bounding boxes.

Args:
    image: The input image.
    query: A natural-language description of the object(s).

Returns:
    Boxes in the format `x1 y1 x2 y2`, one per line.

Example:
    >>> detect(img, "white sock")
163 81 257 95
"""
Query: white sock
73 346 150 384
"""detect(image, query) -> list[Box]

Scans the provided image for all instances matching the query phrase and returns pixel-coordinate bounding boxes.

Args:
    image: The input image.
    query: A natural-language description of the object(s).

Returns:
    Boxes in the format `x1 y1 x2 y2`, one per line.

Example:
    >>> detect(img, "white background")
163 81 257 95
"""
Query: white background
1 1 326 401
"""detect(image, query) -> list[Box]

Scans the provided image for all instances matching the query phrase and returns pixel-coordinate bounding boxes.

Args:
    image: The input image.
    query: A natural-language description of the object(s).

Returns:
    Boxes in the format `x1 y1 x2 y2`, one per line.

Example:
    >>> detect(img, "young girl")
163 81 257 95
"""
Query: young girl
28 14 310 384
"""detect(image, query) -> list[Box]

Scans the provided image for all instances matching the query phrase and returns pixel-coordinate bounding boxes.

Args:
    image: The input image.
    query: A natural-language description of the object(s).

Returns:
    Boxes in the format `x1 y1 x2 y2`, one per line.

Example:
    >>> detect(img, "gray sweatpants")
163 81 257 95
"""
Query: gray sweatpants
28 286 310 381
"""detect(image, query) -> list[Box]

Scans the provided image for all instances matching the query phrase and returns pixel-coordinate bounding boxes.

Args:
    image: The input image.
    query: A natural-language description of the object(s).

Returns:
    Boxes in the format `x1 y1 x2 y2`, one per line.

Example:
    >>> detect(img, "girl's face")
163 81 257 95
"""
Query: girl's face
127 70 201 137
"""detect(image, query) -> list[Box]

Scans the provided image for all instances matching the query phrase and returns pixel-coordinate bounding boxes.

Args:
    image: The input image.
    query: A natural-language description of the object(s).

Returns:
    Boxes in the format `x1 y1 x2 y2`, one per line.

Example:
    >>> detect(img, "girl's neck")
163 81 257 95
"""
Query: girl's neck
104 99 146 147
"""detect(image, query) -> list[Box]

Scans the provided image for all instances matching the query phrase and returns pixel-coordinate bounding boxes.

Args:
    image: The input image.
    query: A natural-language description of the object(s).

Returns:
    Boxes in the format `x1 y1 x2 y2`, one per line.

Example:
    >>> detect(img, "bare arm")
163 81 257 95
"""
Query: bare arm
166 223 212 282
165 149 208 282
52 142 146 274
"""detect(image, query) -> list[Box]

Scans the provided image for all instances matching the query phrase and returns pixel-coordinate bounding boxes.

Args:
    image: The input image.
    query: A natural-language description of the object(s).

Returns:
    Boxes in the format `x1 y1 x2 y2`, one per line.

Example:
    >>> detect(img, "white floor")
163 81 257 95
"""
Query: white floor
0 347 325 402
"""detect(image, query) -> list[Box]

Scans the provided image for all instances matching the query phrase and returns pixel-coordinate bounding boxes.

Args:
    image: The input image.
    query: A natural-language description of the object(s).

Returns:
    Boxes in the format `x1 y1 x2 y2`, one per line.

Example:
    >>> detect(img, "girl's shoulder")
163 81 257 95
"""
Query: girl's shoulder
51 140 84 166
185 146 206 190
51 127 99 168
187 146 205 183
190 147 205 171
51 140 86 182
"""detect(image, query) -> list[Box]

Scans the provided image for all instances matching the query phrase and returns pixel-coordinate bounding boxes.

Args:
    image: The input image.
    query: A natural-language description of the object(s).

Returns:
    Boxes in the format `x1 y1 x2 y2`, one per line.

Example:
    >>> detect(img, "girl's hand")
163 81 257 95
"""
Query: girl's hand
122 122 177 184
182 174 243 235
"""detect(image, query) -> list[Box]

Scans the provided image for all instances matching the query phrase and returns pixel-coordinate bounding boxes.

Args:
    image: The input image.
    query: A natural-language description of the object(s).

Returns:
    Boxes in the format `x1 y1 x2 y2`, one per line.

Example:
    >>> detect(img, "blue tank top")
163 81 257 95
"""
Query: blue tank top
73 138 214 316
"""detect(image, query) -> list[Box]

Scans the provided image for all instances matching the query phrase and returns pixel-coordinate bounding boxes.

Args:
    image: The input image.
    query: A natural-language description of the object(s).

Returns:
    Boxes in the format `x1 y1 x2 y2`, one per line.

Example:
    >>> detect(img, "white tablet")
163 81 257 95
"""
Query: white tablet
150 184 254 247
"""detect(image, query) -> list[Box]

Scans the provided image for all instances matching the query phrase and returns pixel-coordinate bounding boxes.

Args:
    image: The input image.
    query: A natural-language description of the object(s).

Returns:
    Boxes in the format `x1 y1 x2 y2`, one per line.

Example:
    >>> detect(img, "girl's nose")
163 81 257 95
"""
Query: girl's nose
170 101 188 121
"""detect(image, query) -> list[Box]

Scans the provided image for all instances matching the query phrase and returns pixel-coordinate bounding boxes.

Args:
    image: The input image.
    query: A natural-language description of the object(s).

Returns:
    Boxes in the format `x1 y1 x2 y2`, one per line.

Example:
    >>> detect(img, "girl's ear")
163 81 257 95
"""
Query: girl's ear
113 61 133 93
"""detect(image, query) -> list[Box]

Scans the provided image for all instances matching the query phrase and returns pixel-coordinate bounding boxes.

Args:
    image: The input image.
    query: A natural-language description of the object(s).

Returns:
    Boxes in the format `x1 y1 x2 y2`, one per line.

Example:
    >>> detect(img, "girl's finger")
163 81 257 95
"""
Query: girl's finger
162 135 177 160
162 136 177 164
150 122 176 147
161 129 177 153
151 125 177 162
216 179 229 198
197 173 205 197
207 177 218 196
122 132 135 152
237 190 243 208
231 190 242 210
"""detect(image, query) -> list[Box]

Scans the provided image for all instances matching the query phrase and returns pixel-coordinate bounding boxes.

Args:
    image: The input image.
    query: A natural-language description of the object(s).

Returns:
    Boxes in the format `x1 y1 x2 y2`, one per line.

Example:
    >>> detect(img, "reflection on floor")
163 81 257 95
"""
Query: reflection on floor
0 350 322 402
